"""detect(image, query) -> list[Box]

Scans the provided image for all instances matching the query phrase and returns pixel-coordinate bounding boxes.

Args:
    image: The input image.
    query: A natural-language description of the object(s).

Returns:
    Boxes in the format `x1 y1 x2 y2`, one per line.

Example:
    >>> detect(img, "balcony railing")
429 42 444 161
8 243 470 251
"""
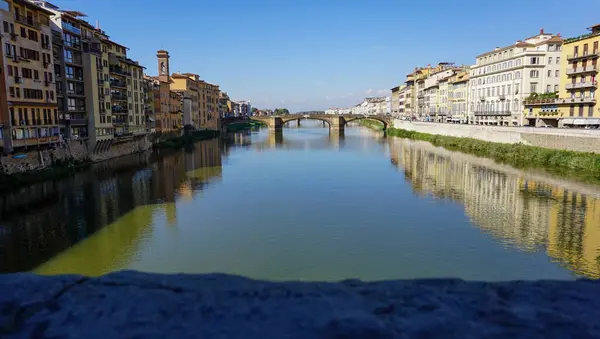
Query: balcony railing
67 106 86 112
567 51 600 61
565 81 598 90
479 96 486 101
62 22 81 35
12 136 60 147
112 108 129 114
15 15 40 28
498 94 506 100
109 66 131 76
110 80 127 88
474 111 512 116
111 93 128 101
66 90 85 96
567 65 599 75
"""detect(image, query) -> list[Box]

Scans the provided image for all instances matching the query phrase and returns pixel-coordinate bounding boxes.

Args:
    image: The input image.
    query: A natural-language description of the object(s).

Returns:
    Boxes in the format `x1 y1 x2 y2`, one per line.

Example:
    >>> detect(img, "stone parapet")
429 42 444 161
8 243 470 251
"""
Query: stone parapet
0 271 599 338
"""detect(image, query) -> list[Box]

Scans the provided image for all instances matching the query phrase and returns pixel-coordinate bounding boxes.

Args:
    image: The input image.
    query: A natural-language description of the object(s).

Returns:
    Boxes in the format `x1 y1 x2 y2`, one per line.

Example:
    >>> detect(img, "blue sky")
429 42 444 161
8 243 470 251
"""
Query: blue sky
52 0 600 112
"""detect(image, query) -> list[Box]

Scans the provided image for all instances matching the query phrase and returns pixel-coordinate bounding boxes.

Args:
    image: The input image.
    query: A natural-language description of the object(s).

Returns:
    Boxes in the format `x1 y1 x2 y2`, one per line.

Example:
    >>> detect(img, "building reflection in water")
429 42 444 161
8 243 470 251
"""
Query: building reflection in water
0 139 223 275
389 138 600 279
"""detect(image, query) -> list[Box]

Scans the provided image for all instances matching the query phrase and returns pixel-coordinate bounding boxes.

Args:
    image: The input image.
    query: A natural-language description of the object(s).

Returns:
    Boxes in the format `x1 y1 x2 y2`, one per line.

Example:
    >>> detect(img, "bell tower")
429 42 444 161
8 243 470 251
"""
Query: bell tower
157 50 170 83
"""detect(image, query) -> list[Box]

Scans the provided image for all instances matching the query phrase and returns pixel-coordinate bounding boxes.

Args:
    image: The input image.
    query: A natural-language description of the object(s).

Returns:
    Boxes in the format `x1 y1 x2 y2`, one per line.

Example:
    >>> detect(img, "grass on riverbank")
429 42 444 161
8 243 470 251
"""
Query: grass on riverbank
226 121 266 132
357 119 385 130
387 128 600 181
154 130 220 149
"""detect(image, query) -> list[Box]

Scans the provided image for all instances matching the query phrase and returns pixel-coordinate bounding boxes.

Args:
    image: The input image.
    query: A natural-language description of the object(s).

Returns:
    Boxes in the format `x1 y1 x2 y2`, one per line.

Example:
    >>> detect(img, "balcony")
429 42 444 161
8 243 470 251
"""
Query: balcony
567 64 598 75
110 80 127 88
565 81 597 90
479 96 486 101
65 58 83 66
97 79 106 86
567 51 600 62
62 22 81 35
67 106 86 112
109 66 131 76
12 136 60 147
112 118 129 125
66 75 84 82
112 107 129 114
15 15 40 29
68 118 88 125
499 94 506 100
66 90 85 97
474 111 512 116
111 93 128 101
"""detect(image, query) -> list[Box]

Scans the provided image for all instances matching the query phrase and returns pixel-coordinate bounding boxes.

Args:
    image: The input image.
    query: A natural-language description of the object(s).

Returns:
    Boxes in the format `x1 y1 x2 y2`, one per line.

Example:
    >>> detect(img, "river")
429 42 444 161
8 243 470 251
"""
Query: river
1 121 599 281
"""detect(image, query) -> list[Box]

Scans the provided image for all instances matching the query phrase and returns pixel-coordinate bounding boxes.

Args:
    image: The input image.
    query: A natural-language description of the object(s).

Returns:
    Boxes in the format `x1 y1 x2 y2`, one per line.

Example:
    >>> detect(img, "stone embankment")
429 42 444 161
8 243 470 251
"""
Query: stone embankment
393 120 600 154
1 271 599 338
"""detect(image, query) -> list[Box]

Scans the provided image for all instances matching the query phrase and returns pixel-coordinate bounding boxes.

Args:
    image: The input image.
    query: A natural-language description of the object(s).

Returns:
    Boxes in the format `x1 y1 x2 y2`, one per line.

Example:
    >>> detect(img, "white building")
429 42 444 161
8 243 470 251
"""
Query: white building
469 29 563 126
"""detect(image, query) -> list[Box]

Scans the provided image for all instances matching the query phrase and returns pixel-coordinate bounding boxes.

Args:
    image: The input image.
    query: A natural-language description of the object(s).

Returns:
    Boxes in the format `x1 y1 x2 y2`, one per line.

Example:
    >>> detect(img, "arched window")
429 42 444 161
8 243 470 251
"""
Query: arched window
502 74 506 81
508 61 513 68
478 79 482 85
508 73 512 81
492 65 496 71
497 75 501 82
515 71 521 79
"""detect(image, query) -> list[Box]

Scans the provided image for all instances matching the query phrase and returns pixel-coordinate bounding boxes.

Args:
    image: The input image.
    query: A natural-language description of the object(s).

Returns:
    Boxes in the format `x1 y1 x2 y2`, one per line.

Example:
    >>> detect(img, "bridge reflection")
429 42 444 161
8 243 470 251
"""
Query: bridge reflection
389 138 600 279
0 139 224 274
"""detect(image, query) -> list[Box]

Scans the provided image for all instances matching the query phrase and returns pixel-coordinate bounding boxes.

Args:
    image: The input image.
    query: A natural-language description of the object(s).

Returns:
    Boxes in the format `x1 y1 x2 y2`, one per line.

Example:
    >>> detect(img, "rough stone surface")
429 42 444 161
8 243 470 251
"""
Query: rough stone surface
392 120 600 154
1 271 599 338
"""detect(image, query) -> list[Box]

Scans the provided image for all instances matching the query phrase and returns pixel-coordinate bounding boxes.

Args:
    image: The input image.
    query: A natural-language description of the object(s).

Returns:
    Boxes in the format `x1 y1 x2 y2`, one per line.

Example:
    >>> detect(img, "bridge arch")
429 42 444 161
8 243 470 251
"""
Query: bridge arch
280 116 332 127
342 116 390 129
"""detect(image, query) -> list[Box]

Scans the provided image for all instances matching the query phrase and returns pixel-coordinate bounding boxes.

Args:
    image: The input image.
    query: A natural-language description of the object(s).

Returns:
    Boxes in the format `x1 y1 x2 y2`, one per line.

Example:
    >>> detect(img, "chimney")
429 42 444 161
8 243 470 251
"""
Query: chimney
540 28 544 34
96 20 99 30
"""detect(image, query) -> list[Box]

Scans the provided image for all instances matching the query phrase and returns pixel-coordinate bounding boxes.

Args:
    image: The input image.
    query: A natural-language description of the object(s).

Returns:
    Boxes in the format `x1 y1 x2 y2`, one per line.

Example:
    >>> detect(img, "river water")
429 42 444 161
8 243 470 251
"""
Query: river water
1 121 599 281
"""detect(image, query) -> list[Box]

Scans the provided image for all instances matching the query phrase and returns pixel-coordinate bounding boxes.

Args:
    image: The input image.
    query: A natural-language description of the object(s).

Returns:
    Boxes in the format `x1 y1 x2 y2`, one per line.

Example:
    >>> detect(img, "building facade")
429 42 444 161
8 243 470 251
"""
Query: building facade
0 0 58 152
469 29 563 126
524 25 599 128
448 70 470 123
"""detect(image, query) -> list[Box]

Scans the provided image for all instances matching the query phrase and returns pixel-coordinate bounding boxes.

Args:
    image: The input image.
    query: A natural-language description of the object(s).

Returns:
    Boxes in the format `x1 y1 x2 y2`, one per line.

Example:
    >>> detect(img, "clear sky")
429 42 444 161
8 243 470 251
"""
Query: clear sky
52 0 600 112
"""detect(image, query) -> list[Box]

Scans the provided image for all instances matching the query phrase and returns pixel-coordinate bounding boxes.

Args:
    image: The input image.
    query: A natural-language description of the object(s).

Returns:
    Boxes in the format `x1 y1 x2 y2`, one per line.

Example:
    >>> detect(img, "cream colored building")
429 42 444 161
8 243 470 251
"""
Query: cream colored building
469 29 563 126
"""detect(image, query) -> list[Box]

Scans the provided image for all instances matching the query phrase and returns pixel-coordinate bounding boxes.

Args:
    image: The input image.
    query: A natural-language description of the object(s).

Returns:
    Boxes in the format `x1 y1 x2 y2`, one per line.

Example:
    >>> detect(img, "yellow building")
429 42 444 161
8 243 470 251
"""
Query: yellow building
0 0 59 152
170 73 201 127
524 25 599 127
448 70 470 123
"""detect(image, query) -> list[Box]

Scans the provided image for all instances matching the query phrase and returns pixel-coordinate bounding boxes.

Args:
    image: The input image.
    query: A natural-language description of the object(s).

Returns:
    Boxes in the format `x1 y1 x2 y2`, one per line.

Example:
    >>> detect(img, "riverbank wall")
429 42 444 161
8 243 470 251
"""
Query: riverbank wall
392 120 600 154
1 271 599 337
0 130 216 189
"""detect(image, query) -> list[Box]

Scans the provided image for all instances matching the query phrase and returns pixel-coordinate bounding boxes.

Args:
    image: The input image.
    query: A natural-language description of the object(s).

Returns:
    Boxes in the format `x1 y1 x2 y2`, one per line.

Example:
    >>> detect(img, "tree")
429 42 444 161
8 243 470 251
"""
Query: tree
274 108 290 116
251 107 258 114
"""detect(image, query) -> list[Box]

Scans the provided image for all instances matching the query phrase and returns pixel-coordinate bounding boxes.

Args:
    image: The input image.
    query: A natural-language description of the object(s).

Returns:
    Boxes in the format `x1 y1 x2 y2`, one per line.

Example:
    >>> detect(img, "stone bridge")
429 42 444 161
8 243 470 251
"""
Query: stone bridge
221 114 392 132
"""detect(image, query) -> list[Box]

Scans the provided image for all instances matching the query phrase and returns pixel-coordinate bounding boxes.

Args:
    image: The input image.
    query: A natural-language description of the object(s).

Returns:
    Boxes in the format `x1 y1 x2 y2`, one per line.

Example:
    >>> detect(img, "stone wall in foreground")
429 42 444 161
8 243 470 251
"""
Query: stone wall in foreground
0 271 599 338
392 120 600 154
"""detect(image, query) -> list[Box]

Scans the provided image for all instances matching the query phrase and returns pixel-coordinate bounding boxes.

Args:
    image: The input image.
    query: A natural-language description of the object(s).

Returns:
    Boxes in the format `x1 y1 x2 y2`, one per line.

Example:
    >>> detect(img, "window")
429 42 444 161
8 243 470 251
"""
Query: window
515 84 520 94
64 49 73 63
556 57 560 64
34 70 38 80
555 70 559 77
516 59 522 66
27 29 38 42
548 70 552 77
554 85 559 92
589 105 594 117
20 27 26 38
546 85 551 93
7 65 12 76
507 85 511 95
530 83 538 93
65 66 74 79
548 57 552 64
22 68 32 79
530 70 539 78
515 71 521 79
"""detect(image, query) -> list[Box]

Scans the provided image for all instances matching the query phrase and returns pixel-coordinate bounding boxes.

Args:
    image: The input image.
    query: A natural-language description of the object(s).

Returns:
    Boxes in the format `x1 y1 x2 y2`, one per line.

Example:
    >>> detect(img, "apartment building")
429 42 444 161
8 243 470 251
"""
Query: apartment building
0 0 58 152
168 89 182 129
170 71 201 127
390 86 400 114
469 29 563 126
218 91 230 118
107 39 145 137
524 25 599 128
403 73 415 117
142 75 155 133
448 70 470 123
